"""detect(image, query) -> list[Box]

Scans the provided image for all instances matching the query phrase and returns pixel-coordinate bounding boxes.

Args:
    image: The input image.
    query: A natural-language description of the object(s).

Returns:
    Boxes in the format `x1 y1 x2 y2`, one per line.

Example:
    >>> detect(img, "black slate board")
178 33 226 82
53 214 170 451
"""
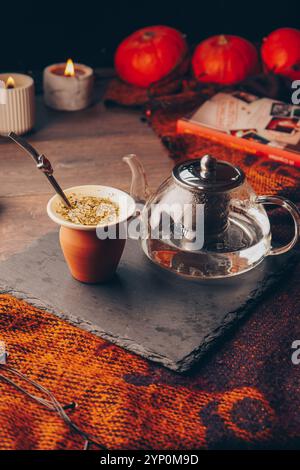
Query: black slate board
0 232 294 372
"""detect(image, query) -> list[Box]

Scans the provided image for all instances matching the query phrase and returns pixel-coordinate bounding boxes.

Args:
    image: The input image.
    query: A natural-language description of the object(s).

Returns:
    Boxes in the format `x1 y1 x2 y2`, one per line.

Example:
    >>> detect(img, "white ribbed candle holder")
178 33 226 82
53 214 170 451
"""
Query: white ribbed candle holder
0 73 35 135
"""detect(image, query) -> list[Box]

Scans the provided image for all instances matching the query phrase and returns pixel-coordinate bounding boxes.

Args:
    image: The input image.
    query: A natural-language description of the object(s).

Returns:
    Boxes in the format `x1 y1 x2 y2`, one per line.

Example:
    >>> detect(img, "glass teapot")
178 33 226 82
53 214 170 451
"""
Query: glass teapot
123 154 300 279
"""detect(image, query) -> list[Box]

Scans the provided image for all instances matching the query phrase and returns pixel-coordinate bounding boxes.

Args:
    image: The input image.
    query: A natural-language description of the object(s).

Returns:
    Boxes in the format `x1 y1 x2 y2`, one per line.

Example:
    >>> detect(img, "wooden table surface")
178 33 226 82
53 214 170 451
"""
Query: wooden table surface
0 79 171 261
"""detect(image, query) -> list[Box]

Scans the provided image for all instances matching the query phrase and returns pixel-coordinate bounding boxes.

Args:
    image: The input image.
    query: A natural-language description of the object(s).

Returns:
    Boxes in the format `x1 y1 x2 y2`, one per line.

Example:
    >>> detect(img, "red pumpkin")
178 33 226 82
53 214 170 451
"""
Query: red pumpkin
192 34 259 85
261 27 300 81
114 25 188 88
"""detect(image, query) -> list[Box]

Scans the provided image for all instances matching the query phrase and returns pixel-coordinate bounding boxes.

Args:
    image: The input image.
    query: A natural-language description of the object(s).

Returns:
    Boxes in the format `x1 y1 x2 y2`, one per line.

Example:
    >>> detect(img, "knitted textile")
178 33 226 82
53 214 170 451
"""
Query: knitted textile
1 77 300 450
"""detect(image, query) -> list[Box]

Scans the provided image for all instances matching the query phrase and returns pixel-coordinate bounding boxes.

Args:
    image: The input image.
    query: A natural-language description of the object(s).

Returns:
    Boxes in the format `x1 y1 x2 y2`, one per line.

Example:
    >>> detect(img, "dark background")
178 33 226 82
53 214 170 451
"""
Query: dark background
1 0 300 71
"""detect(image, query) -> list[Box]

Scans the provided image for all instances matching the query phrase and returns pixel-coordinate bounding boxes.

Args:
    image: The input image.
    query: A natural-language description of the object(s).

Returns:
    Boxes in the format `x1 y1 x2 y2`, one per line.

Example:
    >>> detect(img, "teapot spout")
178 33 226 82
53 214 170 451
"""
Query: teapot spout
123 154 151 203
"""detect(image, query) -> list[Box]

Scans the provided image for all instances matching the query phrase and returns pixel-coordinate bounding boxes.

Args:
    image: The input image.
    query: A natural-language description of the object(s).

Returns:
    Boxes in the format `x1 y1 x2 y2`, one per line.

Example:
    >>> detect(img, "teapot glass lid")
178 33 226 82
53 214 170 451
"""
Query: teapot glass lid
172 154 245 192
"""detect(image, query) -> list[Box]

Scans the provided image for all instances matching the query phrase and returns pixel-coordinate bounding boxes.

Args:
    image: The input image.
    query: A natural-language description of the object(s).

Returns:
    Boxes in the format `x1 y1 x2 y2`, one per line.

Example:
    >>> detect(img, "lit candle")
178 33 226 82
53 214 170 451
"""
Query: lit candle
0 73 35 135
43 58 94 111
6 76 15 89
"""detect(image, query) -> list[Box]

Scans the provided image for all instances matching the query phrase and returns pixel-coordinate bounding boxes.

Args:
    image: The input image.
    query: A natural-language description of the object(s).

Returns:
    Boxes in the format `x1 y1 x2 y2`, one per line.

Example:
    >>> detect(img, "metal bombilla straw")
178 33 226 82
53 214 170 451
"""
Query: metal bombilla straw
8 132 72 209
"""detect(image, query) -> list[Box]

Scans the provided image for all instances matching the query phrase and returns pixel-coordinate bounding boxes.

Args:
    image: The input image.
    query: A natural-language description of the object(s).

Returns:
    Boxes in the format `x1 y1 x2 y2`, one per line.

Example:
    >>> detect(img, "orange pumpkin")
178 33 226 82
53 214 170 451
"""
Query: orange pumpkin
114 25 188 88
192 34 259 85
261 27 300 81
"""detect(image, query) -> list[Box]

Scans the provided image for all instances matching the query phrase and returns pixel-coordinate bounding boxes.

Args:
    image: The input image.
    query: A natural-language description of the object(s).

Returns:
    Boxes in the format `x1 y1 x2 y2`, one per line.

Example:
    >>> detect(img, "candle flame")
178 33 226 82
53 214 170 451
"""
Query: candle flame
64 59 75 77
6 76 15 89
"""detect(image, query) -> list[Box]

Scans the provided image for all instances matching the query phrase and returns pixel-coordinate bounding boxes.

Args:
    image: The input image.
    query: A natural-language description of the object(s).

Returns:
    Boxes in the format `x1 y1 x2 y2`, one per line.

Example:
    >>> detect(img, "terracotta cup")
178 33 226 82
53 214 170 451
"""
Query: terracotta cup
47 185 135 283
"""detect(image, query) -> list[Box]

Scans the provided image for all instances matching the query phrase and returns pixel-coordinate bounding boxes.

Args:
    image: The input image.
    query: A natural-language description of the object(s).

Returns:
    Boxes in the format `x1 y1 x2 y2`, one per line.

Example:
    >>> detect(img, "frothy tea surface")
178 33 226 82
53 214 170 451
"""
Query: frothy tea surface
57 194 120 226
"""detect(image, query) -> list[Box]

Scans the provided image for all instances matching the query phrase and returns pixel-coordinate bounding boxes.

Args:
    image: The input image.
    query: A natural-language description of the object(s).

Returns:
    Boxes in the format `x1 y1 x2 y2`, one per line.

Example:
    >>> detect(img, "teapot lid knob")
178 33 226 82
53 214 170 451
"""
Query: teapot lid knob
200 155 217 180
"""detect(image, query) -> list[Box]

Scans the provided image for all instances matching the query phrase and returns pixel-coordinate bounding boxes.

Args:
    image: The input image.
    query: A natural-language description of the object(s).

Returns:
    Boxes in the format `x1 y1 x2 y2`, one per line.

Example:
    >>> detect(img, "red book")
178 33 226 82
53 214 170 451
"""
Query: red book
177 91 300 167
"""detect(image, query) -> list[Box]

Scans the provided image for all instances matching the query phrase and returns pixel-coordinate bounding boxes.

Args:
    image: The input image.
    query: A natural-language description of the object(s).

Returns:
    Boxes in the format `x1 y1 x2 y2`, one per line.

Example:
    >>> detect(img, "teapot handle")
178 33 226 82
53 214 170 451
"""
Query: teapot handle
256 195 300 256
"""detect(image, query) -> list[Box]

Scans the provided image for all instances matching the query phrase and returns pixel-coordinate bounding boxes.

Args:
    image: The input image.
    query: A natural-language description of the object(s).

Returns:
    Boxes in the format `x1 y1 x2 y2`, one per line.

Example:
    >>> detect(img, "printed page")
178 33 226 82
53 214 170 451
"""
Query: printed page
190 92 300 148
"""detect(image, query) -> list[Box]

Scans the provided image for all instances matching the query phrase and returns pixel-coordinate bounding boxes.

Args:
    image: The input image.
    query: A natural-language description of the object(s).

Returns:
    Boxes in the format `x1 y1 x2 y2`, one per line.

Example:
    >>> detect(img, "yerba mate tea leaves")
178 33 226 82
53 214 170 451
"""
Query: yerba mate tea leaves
57 194 120 226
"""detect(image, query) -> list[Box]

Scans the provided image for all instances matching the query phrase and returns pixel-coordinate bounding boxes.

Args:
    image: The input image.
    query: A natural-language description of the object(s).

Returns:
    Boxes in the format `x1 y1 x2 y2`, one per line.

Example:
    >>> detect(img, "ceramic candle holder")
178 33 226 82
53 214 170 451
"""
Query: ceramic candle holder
0 73 35 135
43 63 94 111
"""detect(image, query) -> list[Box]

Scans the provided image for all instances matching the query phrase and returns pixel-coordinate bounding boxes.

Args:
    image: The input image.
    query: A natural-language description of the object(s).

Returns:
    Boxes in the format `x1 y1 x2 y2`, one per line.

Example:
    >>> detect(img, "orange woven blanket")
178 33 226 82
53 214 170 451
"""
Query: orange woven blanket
1 270 300 450
1 80 300 449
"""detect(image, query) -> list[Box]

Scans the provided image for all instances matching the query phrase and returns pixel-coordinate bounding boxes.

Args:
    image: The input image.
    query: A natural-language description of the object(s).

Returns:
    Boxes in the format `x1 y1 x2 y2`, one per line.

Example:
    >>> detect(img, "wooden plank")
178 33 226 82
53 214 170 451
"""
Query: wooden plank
0 134 171 196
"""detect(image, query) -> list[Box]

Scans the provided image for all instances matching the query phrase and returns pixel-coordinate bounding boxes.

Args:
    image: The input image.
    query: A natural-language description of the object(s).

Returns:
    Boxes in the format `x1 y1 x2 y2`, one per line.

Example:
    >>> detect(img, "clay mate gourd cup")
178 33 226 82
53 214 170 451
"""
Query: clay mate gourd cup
47 185 135 283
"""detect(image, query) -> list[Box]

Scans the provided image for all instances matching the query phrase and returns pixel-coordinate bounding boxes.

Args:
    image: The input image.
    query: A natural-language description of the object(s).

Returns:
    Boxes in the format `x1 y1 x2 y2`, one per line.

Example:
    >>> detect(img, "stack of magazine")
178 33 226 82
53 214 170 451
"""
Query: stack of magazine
177 91 300 166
